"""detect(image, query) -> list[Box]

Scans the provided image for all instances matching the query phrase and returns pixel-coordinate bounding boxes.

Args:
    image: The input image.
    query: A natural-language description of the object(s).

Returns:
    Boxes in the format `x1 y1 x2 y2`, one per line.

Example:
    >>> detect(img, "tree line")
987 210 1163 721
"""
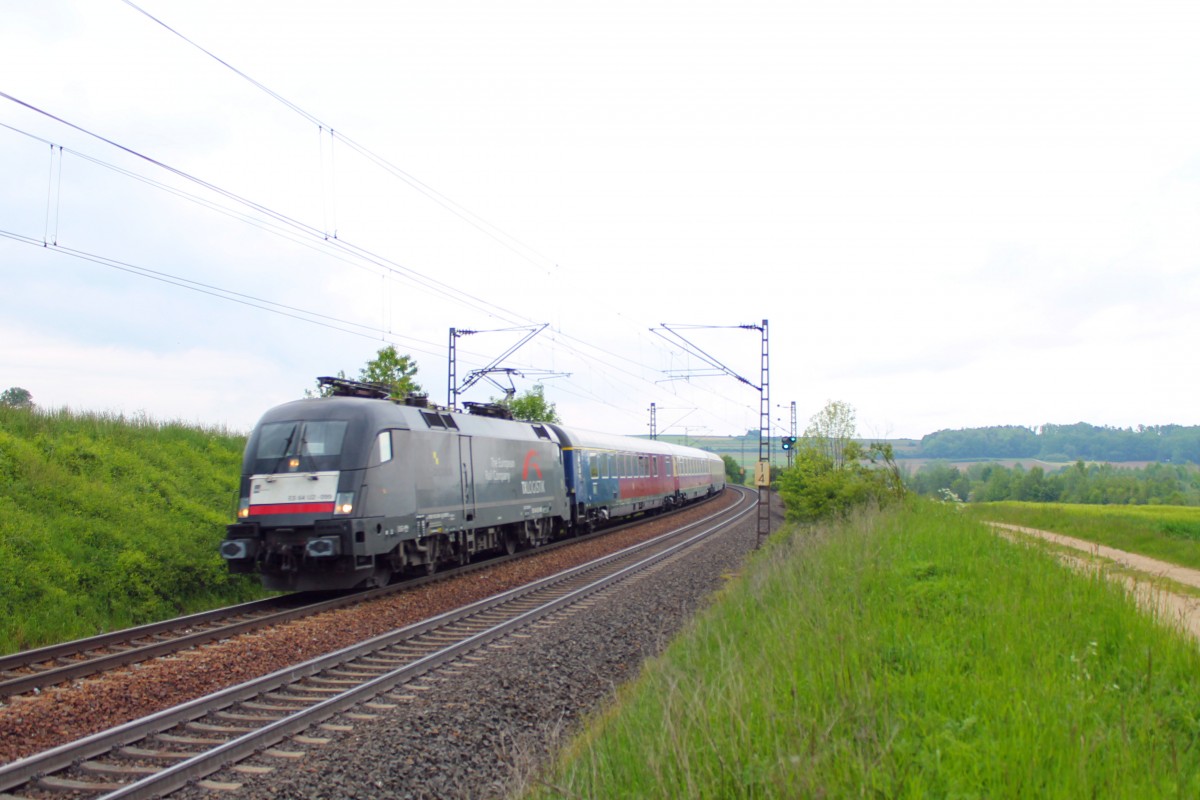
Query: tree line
917 423 1200 464
907 460 1200 505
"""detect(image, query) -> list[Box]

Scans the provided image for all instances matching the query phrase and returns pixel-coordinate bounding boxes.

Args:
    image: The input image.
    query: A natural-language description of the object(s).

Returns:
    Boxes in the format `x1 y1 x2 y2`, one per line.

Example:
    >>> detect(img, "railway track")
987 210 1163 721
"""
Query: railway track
0 494 725 701
0 487 753 799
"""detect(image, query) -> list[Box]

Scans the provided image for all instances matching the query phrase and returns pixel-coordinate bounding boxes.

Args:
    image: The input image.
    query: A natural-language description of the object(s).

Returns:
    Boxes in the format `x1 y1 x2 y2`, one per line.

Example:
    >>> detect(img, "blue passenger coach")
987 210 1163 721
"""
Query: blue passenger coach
550 426 726 532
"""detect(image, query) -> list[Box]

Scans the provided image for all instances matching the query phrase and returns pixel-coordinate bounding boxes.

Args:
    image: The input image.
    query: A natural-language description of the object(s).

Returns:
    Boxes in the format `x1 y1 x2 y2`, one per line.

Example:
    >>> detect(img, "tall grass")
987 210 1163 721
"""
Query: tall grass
0 405 265 653
966 501 1200 570
535 500 1200 797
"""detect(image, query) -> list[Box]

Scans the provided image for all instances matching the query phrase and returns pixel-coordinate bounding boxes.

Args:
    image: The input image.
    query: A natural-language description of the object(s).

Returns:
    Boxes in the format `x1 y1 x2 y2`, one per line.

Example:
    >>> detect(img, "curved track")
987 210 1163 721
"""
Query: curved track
0 487 754 799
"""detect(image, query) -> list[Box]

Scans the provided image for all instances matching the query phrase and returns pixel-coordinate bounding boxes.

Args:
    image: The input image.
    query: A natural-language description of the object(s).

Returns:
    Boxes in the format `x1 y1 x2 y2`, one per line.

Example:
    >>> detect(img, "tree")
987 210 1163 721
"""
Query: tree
0 387 33 409
721 454 744 484
359 346 421 399
776 401 905 522
499 384 560 423
804 399 857 468
310 346 421 400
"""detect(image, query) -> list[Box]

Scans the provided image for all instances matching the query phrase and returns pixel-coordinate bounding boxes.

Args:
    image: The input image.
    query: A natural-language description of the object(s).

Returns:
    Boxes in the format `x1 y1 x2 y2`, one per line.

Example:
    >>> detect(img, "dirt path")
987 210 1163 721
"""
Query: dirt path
990 522 1200 641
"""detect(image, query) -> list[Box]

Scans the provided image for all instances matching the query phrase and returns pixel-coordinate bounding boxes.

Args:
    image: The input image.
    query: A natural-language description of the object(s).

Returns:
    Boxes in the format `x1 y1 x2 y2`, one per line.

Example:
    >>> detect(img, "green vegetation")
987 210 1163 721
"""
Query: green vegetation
919 422 1200 463
910 460 1200 505
496 383 560 423
774 400 905 522
310 344 421 399
720 454 744 485
0 405 263 654
775 441 904 521
0 387 33 409
964 501 1200 570
535 500 1200 798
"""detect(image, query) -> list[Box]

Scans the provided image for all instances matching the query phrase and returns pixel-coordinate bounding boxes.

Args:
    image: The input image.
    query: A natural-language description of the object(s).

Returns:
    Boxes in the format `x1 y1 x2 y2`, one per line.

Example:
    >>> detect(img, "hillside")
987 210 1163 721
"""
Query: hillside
653 422 1200 468
0 407 264 654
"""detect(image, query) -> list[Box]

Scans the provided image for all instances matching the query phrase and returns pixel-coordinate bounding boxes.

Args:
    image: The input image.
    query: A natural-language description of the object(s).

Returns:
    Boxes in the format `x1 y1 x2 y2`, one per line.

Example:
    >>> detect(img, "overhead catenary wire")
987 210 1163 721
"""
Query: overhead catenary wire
0 103 530 327
0 109 753 434
3 108 751 428
118 0 558 276
0 227 447 356
27 0 760 429
1 28 757 434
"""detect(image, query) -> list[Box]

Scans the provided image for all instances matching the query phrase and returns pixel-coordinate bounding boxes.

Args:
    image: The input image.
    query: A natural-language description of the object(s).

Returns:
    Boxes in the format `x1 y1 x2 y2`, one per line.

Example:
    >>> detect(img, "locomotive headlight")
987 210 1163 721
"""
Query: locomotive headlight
334 492 355 515
237 497 250 519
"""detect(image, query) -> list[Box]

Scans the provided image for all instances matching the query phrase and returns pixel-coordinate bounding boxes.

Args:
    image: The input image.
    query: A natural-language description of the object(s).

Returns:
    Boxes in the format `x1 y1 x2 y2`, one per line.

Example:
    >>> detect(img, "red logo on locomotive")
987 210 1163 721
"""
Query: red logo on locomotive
521 450 545 495
522 450 543 480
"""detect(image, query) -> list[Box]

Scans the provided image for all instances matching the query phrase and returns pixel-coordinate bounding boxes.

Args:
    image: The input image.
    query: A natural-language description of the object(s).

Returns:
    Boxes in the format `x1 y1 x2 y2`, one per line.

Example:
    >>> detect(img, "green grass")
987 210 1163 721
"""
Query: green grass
965 501 1200 570
0 406 266 654
533 500 1200 798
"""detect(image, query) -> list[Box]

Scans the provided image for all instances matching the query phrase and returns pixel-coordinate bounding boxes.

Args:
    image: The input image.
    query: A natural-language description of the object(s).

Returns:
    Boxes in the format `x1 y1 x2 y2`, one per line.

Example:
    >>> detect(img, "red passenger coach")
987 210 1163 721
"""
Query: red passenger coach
549 425 726 532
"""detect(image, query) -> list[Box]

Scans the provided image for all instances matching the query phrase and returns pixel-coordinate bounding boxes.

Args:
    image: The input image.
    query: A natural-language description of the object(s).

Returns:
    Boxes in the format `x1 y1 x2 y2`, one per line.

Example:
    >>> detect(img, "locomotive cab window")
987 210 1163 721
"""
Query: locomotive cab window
373 431 393 465
254 420 348 471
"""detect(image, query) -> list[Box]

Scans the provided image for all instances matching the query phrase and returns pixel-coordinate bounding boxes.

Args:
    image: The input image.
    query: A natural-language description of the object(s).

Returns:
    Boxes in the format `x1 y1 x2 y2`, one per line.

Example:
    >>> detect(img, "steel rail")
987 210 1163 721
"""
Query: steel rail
105 487 756 800
0 487 753 798
0 491 727 698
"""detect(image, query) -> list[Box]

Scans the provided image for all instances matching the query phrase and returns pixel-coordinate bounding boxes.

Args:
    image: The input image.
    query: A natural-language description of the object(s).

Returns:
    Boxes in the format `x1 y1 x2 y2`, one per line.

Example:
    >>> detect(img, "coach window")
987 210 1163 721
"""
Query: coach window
652 456 659 478
607 453 615 478
590 452 600 479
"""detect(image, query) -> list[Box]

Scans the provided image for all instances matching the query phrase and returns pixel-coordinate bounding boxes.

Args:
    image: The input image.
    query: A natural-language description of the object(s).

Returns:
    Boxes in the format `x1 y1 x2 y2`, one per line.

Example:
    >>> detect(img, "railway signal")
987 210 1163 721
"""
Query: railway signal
781 436 797 450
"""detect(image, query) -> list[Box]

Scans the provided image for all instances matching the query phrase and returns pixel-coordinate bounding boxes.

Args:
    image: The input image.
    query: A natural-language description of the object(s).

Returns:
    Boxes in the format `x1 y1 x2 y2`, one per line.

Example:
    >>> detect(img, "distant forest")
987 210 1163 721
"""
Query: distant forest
914 423 1200 464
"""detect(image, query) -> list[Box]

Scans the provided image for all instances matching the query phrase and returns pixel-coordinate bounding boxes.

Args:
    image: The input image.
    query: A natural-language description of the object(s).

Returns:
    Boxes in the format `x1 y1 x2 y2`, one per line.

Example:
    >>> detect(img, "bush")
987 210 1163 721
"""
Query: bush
776 441 905 522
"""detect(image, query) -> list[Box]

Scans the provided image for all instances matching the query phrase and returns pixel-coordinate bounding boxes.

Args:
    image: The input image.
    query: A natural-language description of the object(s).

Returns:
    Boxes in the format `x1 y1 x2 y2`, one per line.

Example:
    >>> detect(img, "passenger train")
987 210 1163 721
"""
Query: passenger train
220 379 727 591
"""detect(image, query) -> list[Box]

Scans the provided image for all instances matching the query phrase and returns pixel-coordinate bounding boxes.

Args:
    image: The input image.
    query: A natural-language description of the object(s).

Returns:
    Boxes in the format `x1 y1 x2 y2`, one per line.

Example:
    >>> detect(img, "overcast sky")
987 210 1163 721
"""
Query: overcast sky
2 0 1198 440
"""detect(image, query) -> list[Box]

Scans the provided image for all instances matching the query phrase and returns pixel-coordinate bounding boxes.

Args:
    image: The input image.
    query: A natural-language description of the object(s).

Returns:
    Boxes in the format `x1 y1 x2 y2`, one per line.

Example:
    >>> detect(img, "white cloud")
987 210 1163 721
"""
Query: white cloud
3 0 1200 440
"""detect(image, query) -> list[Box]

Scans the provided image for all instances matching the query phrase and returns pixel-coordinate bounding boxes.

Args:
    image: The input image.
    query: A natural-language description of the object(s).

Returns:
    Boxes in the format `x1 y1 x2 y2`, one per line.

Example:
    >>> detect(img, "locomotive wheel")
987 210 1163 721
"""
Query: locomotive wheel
424 536 442 575
503 529 519 555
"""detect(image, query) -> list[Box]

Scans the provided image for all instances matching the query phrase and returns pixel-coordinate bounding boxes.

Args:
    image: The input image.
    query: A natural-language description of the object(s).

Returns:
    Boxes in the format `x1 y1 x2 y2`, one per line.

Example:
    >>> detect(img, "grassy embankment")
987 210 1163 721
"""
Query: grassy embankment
0 406 265 654
964 501 1200 571
534 500 1200 797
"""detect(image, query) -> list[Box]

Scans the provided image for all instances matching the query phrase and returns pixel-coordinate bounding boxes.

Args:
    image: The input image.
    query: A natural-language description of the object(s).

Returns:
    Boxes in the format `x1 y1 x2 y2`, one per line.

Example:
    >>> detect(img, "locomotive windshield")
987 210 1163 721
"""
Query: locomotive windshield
254 420 349 472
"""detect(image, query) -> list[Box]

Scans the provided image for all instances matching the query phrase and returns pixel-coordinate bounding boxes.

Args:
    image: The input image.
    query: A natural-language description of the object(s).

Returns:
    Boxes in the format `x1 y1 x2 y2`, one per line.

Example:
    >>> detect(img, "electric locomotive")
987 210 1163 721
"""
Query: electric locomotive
220 380 568 590
220 378 726 591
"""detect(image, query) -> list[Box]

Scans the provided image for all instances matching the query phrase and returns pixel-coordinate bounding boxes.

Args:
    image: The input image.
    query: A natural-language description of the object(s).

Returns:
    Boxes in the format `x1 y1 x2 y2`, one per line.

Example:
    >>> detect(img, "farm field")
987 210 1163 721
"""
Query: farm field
532 500 1200 797
964 502 1200 571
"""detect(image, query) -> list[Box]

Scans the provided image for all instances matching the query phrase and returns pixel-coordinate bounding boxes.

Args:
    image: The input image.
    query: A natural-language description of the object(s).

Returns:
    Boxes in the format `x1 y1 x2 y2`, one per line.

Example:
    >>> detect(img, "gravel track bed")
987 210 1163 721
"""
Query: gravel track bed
177 492 770 800
0 491 742 766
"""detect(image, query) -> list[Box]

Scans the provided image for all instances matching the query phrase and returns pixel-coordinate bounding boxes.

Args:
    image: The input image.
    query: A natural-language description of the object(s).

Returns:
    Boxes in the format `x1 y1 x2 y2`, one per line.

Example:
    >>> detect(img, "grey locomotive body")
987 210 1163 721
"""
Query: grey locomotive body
221 396 568 591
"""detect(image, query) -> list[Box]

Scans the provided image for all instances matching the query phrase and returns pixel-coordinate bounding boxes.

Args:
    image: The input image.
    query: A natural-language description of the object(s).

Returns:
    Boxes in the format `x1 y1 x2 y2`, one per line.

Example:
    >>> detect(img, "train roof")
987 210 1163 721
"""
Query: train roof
548 424 723 463
252 397 720 462
254 396 563 444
